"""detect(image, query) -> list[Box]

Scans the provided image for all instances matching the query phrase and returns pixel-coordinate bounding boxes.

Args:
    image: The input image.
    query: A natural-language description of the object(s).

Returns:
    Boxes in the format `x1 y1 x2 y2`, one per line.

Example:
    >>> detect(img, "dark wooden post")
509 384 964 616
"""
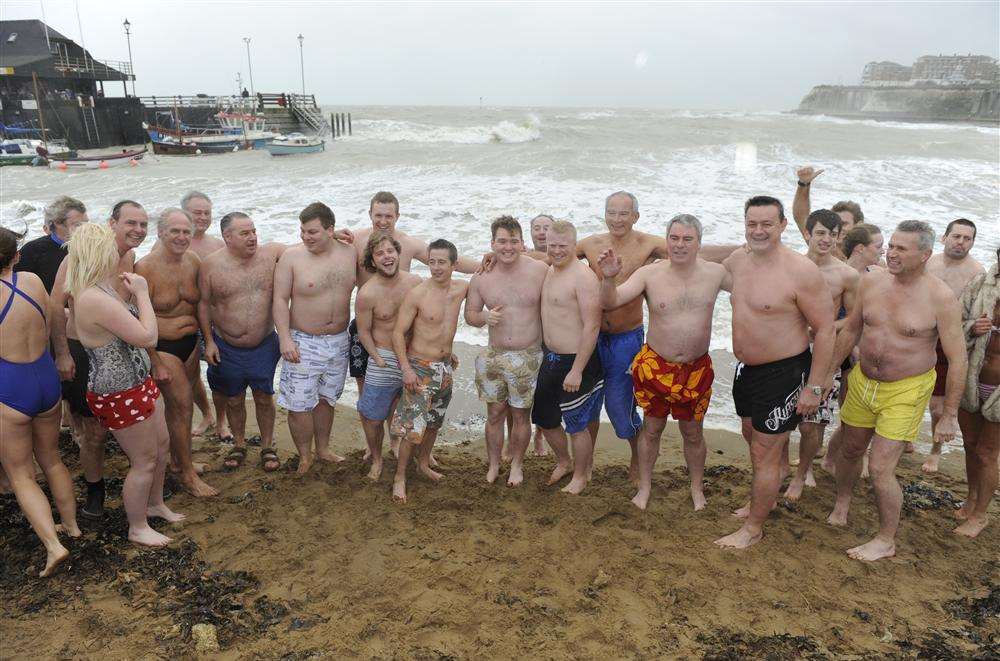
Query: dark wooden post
330 113 336 138
347 113 352 135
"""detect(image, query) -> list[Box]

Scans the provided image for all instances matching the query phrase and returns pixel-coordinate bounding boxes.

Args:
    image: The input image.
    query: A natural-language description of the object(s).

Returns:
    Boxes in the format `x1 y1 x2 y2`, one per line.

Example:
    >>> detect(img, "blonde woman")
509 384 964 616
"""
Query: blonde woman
0 227 79 577
66 223 184 547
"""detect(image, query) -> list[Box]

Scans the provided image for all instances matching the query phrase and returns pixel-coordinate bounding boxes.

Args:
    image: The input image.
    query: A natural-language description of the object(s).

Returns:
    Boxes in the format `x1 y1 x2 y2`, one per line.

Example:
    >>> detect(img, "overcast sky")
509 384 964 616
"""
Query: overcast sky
6 1 999 109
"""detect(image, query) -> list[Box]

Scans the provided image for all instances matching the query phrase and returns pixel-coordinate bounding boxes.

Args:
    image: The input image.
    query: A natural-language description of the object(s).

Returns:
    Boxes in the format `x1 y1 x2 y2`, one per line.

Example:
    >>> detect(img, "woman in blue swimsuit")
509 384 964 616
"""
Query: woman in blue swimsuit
0 227 80 577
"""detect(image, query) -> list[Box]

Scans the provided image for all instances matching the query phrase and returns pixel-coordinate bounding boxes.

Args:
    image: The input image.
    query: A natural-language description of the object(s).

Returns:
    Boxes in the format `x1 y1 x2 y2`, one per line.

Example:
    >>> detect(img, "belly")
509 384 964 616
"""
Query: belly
732 312 809 366
857 329 937 382
601 297 644 333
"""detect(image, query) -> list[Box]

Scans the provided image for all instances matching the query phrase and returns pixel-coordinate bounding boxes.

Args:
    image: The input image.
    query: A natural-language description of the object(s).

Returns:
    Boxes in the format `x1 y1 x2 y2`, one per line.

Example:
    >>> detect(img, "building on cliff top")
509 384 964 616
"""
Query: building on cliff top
861 54 998 87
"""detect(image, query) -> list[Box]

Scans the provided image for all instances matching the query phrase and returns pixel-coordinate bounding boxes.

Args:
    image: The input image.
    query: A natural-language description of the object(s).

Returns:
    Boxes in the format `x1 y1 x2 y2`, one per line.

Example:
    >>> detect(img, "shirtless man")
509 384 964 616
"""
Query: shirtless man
785 210 859 500
50 200 148 518
716 196 835 550
355 233 421 481
391 239 468 503
198 212 287 472
530 214 552 253
466 217 548 486
348 191 481 392
792 166 865 261
533 221 603 494
597 214 730 510
181 190 227 439
135 208 218 497
273 203 357 475
827 221 967 562
922 218 983 473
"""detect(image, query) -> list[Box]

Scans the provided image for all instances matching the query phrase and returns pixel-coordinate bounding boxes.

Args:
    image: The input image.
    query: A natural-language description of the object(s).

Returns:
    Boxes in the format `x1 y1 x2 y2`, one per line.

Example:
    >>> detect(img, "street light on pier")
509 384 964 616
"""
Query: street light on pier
123 18 136 97
297 34 305 97
243 37 256 107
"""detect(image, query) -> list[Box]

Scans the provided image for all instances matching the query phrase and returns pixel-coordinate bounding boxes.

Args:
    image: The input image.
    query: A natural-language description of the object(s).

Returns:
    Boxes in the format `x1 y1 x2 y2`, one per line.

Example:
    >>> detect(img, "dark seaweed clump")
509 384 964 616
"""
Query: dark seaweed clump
902 481 962 512
697 629 826 661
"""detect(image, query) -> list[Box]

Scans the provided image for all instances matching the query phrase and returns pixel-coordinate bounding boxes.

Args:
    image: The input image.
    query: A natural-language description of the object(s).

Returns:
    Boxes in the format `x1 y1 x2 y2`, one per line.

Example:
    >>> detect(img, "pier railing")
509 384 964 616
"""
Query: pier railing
139 93 319 111
53 54 134 81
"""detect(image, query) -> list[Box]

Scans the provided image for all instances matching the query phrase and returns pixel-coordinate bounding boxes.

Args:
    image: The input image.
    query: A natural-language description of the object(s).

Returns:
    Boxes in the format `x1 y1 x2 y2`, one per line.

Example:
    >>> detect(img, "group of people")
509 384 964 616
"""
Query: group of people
1 170 996 579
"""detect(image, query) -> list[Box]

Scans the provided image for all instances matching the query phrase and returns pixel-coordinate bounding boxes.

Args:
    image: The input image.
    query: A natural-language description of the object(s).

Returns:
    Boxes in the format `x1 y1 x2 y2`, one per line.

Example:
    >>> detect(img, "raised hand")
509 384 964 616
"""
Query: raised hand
796 166 825 185
119 271 148 295
597 248 622 278
971 314 992 336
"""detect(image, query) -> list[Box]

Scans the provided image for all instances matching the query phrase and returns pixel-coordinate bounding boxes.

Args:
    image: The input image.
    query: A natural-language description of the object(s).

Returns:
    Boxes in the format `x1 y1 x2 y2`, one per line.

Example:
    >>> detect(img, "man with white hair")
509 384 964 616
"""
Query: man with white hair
827 220 967 562
15 196 88 292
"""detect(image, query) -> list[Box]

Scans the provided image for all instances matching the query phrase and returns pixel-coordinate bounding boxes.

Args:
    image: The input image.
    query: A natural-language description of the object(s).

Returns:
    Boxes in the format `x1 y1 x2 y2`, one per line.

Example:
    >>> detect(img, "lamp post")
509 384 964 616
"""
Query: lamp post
123 18 136 97
297 34 305 96
243 37 255 105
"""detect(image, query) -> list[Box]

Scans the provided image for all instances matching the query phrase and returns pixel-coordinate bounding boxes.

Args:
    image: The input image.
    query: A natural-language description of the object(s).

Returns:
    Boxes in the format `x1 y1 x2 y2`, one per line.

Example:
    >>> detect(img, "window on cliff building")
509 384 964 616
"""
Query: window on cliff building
7 33 17 43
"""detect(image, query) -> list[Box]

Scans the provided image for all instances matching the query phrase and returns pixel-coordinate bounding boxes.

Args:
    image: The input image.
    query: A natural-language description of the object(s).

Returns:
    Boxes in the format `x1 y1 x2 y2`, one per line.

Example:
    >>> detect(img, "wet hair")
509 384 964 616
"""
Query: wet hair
44 196 86 232
805 209 843 236
744 195 785 220
490 216 523 240
428 238 457 263
666 213 703 241
842 225 874 258
299 202 336 229
180 190 211 211
65 223 119 296
548 219 577 241
858 222 882 235
156 207 194 234
896 220 935 252
530 214 554 228
369 191 399 214
219 211 250 234
944 217 976 240
0 227 26 271
363 232 402 273
111 199 143 220
605 191 639 214
831 200 864 224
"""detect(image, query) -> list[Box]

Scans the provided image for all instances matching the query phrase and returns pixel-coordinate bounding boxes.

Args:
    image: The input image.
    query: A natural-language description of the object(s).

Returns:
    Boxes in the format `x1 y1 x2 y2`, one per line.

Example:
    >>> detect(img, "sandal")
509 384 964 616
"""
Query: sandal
223 446 248 471
260 448 280 472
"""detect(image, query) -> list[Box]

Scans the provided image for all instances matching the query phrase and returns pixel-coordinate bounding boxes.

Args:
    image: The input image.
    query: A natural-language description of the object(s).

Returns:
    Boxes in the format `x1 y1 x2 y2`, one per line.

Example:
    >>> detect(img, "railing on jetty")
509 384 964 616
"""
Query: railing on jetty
53 54 134 81
139 93 320 111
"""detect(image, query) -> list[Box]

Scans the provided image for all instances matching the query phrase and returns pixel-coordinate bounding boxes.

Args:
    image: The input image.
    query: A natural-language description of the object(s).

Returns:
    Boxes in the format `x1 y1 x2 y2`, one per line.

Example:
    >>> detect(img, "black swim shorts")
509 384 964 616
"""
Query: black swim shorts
348 319 369 379
61 339 94 417
531 348 604 434
732 348 811 435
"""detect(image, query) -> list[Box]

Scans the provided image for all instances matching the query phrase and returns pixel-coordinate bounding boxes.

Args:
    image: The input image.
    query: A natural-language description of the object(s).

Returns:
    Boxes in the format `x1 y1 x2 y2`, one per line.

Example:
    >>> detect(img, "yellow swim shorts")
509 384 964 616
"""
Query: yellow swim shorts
840 366 935 442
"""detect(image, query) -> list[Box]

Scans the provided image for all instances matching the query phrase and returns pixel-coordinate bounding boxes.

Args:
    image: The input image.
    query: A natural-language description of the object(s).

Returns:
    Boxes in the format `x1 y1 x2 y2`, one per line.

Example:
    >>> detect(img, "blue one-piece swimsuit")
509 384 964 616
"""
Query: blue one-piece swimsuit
0 273 61 417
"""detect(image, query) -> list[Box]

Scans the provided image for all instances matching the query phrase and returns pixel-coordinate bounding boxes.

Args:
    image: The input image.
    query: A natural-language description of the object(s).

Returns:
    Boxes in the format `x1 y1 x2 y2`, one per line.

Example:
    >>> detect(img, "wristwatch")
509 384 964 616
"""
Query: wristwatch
797 180 810 187
807 384 822 396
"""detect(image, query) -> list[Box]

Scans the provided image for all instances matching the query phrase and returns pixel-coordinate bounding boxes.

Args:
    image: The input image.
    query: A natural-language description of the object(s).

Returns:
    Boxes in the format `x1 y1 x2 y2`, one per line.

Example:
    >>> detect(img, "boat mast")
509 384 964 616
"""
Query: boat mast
31 72 49 151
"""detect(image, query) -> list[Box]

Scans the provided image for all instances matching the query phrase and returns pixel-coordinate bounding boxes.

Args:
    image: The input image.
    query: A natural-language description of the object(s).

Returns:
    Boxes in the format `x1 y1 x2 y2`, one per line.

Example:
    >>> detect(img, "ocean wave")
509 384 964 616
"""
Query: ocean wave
800 114 999 135
352 117 542 144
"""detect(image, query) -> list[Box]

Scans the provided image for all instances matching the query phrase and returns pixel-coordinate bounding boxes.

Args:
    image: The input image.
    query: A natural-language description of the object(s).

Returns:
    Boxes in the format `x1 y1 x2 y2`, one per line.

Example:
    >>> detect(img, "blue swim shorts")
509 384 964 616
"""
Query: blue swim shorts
207 330 281 397
357 348 403 422
597 326 643 439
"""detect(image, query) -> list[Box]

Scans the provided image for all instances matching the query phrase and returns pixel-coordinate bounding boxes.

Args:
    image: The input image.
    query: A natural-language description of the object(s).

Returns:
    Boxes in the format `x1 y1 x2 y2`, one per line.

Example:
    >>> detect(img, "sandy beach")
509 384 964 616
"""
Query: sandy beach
2 357 997 658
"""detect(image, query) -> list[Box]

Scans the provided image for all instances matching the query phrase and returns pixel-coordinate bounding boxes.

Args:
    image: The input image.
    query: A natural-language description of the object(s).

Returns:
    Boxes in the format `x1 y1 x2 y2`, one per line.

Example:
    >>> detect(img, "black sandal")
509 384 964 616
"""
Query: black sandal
259 448 280 472
223 446 248 471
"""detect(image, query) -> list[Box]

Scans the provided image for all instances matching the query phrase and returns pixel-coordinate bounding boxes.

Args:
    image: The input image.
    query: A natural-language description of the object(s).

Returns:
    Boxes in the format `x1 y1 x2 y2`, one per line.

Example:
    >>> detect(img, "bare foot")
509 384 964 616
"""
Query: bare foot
428 453 440 468
316 450 345 463
631 489 651 510
392 479 407 503
486 462 500 484
784 478 805 502
860 454 870 479
804 467 816 488
826 501 850 526
296 454 314 476
181 473 219 498
954 504 972 520
561 477 587 495
691 489 707 512
847 537 895 562
921 453 941 473
732 500 751 519
40 545 70 577
55 522 82 538
147 504 187 523
507 463 524 487
953 516 988 538
547 461 573 486
367 458 383 482
128 527 172 548
713 526 762 549
192 417 215 437
418 464 443 482
362 448 372 461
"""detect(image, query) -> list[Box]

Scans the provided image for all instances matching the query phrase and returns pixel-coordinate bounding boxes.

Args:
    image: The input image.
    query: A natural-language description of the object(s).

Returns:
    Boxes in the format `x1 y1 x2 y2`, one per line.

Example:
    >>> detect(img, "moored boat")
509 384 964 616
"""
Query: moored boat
49 147 148 170
150 138 240 155
264 133 325 155
1 139 76 166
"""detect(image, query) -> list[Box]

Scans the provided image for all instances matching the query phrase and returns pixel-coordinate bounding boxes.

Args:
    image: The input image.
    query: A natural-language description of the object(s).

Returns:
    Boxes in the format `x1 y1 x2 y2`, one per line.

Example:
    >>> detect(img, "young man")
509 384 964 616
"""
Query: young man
466 217 548 486
354 233 420 481
199 213 287 473
922 218 984 473
792 166 865 261
717 196 835 550
50 200 148 517
273 203 357 475
391 239 468 502
135 208 218 497
534 220 604 495
827 221 967 562
598 214 730 511
785 209 859 501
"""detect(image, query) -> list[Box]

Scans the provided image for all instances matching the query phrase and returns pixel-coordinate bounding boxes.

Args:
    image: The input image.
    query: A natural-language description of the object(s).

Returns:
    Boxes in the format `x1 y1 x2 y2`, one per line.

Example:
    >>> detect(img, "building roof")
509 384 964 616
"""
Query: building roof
0 20 72 67
0 19 131 81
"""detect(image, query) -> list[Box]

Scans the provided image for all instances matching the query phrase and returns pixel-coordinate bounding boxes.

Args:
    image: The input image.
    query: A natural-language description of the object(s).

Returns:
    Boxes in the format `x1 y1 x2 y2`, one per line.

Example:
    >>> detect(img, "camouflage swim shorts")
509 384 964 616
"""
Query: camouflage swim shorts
393 358 453 442
474 344 543 409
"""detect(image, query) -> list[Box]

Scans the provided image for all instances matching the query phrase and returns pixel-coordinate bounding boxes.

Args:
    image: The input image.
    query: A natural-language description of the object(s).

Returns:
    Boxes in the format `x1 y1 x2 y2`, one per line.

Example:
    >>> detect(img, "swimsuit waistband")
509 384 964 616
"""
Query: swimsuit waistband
599 326 643 340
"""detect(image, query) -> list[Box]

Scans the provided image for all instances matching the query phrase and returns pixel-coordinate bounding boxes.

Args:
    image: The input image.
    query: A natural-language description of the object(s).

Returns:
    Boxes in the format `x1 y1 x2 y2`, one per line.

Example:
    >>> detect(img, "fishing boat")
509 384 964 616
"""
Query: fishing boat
49 147 148 170
0 139 76 166
150 137 240 155
264 133 325 156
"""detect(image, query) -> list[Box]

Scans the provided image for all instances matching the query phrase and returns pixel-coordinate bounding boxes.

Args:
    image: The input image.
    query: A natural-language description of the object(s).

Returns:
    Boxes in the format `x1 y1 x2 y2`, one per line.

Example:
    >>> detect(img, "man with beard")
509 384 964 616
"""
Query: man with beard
792 166 865 261
921 218 983 473
50 200 149 517
273 203 357 475
135 208 218 497
827 221 967 562
355 233 421 481
198 213 287 472
466 217 548 486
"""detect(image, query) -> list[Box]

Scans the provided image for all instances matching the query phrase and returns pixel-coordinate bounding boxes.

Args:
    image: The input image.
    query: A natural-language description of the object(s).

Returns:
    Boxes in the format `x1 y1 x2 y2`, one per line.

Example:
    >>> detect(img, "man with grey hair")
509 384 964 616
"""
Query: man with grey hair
596 213 731 510
15 196 88 292
826 220 967 562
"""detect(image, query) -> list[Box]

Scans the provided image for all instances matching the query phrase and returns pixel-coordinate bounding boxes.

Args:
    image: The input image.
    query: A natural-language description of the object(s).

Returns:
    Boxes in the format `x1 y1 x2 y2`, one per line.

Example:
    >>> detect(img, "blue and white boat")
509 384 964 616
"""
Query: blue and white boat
264 133 325 156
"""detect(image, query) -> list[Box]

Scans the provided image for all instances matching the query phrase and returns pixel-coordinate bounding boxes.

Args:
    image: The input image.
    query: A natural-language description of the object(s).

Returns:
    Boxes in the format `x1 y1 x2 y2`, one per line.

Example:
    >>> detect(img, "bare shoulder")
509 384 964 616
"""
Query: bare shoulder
576 261 599 284
697 259 727 279
15 270 44 294
134 252 155 274
184 251 202 268
202 248 226 269
453 279 470 295
927 273 958 304
722 246 746 272
525 255 549 277
403 272 422 288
